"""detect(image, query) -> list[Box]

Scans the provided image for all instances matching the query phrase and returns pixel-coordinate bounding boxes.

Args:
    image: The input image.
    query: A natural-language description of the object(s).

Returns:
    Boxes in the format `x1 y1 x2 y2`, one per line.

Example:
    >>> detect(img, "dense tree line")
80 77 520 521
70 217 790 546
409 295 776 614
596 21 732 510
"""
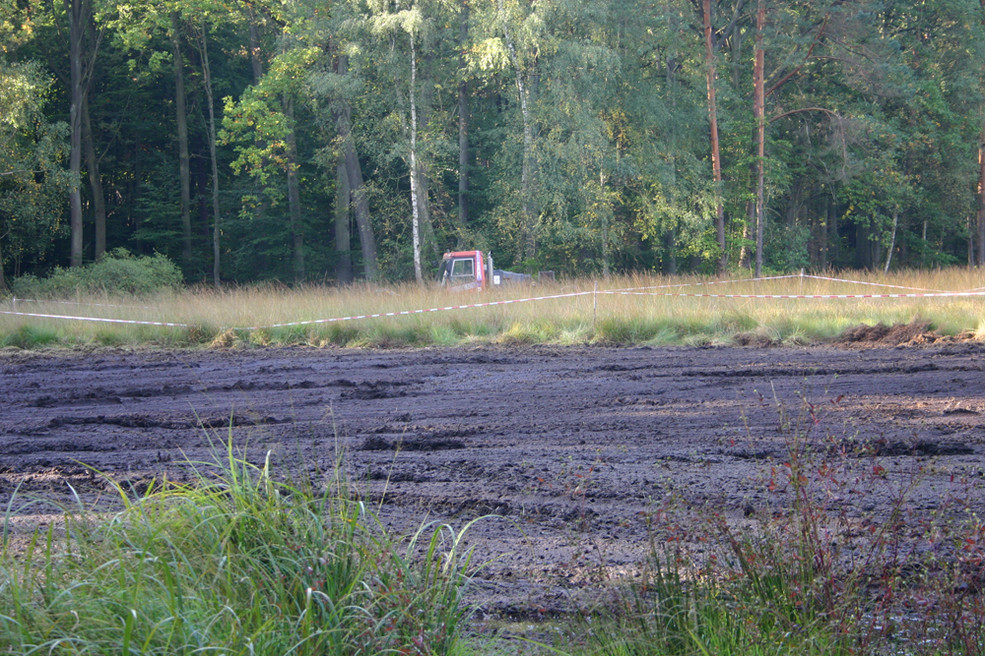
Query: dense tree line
2 0 984 286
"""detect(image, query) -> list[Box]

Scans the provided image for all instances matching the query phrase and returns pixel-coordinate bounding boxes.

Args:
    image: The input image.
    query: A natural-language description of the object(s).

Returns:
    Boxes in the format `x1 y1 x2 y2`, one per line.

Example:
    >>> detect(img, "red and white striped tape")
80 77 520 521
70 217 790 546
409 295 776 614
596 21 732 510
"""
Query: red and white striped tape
250 290 594 330
0 309 190 327
604 290 985 300
10 297 153 309
2 274 982 331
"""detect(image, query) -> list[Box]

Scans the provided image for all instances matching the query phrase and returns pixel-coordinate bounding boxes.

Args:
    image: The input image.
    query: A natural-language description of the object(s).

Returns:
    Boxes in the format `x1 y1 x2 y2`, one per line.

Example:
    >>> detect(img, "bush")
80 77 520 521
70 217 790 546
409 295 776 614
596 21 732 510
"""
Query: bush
11 248 183 298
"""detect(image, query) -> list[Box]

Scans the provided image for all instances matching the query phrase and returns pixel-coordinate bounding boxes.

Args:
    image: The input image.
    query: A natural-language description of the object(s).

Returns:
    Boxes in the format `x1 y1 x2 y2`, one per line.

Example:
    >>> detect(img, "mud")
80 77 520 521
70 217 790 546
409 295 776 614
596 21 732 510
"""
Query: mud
2 343 985 617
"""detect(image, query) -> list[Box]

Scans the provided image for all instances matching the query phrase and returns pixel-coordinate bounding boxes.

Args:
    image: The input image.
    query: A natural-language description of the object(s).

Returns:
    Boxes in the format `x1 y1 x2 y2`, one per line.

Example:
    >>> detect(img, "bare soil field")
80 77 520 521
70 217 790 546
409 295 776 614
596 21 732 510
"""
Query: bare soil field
2 343 984 618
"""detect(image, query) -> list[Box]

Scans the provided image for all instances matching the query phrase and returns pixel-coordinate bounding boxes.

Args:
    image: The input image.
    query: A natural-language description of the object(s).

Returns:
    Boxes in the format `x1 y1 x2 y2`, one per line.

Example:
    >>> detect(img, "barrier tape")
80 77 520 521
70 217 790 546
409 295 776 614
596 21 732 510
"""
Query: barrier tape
624 274 946 294
0 290 596 331
620 274 802 292
250 290 595 330
2 274 983 331
795 275 944 293
10 297 152 309
605 290 985 300
0 309 189 327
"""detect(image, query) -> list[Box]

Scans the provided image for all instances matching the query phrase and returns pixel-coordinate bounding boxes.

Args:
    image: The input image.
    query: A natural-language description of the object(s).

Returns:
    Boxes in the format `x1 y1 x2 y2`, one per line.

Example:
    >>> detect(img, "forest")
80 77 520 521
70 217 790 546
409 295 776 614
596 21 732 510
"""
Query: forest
1 0 984 288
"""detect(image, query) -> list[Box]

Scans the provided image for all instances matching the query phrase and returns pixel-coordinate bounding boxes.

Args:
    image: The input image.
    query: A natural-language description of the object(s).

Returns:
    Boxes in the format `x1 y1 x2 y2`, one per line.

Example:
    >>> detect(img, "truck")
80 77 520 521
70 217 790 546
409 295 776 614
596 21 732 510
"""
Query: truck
438 250 534 291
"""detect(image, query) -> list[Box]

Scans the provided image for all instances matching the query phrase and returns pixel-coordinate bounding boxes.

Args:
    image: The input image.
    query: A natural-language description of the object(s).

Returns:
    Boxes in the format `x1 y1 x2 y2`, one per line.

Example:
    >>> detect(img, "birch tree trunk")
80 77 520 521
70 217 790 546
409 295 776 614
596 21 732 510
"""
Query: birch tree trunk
409 30 423 282
885 208 898 273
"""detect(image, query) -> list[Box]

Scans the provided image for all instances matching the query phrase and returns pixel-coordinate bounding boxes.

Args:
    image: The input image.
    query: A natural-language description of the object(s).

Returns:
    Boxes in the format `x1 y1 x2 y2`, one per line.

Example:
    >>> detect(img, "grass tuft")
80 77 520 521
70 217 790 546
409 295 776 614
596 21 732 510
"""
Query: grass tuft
0 442 477 655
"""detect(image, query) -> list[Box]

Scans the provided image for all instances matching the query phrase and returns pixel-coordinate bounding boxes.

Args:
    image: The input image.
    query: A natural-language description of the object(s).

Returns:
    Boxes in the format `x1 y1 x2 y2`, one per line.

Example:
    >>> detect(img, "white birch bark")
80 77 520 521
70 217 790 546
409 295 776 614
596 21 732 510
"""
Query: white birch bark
409 28 423 283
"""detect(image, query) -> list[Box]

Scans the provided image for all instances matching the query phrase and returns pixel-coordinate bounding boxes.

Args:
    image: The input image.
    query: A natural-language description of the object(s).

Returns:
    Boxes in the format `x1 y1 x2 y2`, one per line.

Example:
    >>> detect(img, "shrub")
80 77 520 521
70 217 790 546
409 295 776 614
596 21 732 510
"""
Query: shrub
11 248 183 298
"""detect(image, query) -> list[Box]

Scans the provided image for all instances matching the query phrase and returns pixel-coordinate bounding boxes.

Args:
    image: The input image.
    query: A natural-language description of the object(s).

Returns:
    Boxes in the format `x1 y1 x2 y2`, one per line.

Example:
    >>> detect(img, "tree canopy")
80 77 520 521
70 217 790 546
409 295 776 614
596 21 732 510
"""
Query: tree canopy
2 0 984 286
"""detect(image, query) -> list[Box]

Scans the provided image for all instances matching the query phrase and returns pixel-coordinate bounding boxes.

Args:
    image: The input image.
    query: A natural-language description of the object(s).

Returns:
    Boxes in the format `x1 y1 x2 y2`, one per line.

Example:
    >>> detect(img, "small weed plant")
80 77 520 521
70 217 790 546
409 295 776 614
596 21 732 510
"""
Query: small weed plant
0 440 478 655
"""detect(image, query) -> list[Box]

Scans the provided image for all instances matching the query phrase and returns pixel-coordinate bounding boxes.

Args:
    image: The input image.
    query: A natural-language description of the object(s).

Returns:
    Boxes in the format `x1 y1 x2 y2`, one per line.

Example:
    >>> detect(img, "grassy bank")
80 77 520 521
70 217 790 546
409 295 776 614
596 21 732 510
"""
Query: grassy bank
0 443 479 655
2 269 985 349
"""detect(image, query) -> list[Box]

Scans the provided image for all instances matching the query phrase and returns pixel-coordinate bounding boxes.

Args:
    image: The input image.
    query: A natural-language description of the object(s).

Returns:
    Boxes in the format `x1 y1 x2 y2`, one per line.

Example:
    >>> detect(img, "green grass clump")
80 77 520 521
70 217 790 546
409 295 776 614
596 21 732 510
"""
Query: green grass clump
0 445 477 655
0 324 60 348
595 317 662 343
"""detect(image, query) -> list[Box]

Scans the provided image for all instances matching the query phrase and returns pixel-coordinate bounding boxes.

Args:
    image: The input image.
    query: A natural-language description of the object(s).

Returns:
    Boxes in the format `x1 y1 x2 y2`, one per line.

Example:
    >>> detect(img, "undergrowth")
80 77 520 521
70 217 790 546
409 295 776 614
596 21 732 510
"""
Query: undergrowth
10 248 183 298
0 441 479 655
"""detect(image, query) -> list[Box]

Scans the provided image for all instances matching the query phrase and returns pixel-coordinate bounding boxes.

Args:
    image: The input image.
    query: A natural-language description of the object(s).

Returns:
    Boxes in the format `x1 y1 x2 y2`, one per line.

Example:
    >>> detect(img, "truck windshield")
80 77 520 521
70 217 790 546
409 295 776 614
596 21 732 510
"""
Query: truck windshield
450 258 474 278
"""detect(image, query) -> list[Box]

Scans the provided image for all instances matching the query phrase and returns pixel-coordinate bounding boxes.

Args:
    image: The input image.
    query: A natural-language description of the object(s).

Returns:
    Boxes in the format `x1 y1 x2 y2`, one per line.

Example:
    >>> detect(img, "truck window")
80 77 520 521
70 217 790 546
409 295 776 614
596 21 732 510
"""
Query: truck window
450 258 474 278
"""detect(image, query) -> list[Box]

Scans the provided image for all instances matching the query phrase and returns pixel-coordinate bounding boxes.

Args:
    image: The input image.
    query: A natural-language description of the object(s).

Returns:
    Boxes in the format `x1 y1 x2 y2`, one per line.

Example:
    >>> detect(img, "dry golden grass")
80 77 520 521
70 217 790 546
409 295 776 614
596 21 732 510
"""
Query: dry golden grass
2 268 984 348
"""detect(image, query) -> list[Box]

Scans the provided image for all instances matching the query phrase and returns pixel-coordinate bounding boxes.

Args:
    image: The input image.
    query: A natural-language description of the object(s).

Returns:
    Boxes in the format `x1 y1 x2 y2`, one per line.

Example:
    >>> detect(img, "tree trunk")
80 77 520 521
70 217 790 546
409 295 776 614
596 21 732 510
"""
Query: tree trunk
344 145 379 281
703 0 726 274
738 199 752 269
827 195 838 265
195 24 221 287
753 0 766 277
456 0 469 245
284 96 304 282
409 31 423 283
977 134 985 265
81 93 106 260
248 9 263 83
414 52 439 265
171 13 192 264
0 235 6 291
884 208 898 273
334 55 379 281
600 172 610 278
498 0 536 260
67 0 85 267
334 161 353 284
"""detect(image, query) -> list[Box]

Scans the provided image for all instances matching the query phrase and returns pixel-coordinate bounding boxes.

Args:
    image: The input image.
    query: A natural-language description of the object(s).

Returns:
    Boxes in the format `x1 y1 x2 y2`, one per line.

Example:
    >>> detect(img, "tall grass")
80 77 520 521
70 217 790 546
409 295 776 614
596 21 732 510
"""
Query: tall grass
2 268 984 348
0 441 478 655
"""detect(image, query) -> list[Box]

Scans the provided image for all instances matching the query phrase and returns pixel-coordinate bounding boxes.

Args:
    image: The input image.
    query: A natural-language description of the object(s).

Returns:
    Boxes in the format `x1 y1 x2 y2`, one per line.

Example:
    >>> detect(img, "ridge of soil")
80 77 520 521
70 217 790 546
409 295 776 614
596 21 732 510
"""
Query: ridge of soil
2 343 984 617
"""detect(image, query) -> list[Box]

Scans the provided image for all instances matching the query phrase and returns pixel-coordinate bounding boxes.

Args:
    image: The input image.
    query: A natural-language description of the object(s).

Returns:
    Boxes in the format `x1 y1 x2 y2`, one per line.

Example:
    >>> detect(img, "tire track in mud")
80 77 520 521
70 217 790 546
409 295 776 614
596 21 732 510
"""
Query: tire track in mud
2 343 985 615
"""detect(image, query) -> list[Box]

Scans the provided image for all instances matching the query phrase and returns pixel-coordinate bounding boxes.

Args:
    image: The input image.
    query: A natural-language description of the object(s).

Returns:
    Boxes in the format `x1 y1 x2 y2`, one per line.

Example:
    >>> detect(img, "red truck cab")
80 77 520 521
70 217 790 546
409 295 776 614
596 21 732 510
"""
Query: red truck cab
439 250 490 291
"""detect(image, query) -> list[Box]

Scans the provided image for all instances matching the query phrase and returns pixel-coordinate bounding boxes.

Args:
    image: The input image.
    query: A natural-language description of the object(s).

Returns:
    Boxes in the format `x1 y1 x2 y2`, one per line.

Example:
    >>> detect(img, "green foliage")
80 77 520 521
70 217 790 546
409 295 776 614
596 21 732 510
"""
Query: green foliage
5 0 985 282
11 248 183 298
0 58 71 283
0 323 60 348
0 441 477 655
